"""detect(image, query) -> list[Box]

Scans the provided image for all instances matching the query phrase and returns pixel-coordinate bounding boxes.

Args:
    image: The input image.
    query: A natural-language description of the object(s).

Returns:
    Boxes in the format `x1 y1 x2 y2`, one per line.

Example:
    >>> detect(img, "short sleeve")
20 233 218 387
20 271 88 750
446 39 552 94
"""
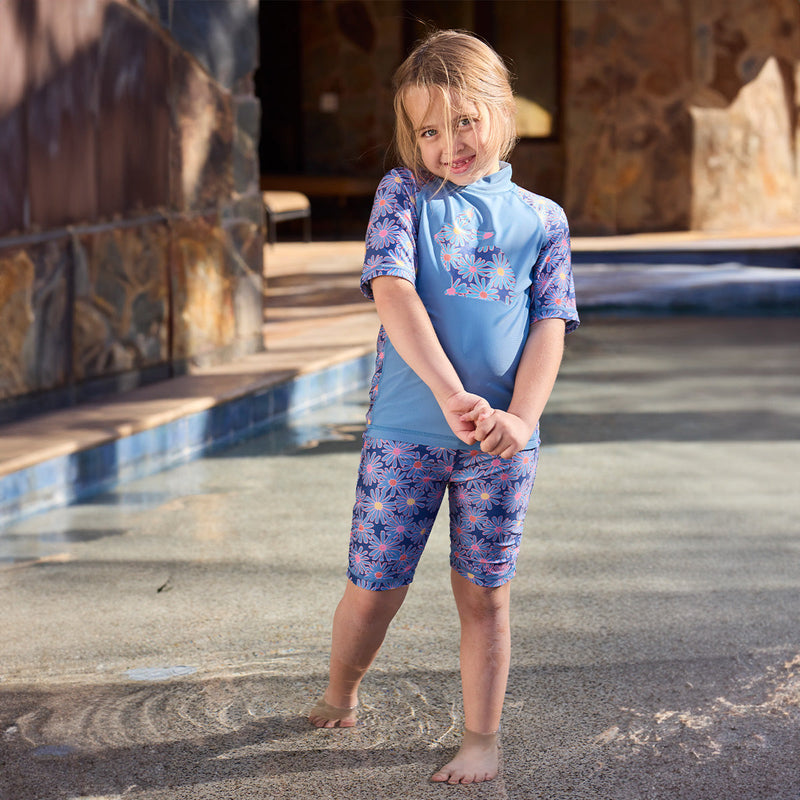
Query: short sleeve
360 170 420 300
529 199 580 332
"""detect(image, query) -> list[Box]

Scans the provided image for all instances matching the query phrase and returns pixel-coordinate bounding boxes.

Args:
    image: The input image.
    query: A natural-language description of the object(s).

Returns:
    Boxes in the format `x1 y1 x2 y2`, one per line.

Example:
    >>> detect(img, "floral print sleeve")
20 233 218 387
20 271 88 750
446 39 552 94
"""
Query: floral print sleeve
523 193 579 332
361 169 420 300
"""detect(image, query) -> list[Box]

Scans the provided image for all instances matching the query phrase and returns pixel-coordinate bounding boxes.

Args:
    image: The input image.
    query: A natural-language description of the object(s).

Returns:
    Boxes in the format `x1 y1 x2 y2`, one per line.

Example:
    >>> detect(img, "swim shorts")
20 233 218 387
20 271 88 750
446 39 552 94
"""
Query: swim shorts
347 436 539 590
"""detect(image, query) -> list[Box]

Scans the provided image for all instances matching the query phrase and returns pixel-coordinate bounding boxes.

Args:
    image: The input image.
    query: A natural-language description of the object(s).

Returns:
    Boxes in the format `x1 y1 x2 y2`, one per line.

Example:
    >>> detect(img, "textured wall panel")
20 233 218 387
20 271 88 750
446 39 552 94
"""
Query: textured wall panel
72 224 170 382
0 240 70 400
169 216 235 363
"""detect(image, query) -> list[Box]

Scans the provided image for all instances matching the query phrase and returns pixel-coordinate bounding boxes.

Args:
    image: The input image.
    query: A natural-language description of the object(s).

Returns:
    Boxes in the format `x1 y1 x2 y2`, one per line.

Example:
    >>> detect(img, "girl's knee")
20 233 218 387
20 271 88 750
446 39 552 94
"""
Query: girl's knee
343 580 408 623
451 571 510 620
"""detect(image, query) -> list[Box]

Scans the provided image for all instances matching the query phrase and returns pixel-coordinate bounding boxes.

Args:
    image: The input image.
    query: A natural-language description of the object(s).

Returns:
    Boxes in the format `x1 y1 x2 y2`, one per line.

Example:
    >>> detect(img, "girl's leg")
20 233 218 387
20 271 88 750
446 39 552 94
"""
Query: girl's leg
431 569 511 783
312 437 448 727
309 579 409 728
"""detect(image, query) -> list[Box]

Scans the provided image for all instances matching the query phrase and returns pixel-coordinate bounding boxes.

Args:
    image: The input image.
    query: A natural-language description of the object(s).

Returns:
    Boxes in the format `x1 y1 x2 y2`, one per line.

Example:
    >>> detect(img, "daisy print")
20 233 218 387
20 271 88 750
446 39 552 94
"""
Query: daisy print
463 506 489 531
349 546 371 573
454 253 490 282
364 562 393 588
487 515 521 539
361 451 383 485
383 514 410 539
367 529 404 562
462 450 486 469
367 219 402 250
351 517 375 542
405 523 431 548
462 534 492 560
380 439 417 467
370 186 398 220
469 482 500 510
418 471 438 493
468 453 504 476
408 455 431 478
436 216 477 248
353 485 369 512
466 278 499 302
510 451 538 479
397 486 427 516
445 278 470 297
439 242 460 270
383 243 414 271
502 479 533 514
451 484 470 506
363 253 385 272
451 521 469 542
489 252 515 290
396 545 420 576
379 468 412 496
362 487 395 524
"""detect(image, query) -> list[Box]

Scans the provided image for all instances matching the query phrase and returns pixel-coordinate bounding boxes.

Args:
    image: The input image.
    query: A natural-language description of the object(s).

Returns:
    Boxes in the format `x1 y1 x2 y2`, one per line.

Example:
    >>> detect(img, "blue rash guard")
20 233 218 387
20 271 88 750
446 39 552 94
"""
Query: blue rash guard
361 162 580 451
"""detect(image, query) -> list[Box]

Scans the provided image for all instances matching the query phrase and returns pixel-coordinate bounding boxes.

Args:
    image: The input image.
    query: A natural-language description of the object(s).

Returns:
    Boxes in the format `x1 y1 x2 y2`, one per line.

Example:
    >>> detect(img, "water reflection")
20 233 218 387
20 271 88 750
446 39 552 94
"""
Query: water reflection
0 391 368 566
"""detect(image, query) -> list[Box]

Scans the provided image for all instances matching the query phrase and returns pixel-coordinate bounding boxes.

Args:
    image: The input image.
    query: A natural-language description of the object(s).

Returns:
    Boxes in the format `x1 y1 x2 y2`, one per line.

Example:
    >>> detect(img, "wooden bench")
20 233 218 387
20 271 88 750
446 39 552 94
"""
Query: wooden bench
262 190 311 244
261 175 379 241
261 174 377 205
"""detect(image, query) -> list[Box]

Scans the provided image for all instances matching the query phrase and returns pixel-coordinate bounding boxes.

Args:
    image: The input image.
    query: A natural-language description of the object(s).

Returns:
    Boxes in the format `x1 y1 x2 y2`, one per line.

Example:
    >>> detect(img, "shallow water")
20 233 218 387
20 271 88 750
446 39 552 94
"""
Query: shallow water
0 392 370 568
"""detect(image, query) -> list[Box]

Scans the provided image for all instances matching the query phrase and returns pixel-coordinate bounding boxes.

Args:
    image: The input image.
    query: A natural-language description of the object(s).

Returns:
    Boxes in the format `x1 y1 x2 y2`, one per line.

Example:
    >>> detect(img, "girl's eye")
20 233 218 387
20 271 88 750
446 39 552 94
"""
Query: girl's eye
420 129 436 139
458 117 473 128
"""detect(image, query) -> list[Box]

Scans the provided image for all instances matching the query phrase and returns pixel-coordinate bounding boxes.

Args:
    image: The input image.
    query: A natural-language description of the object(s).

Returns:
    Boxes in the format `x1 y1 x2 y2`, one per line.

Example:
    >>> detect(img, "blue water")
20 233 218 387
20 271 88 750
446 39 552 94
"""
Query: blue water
0 391 370 567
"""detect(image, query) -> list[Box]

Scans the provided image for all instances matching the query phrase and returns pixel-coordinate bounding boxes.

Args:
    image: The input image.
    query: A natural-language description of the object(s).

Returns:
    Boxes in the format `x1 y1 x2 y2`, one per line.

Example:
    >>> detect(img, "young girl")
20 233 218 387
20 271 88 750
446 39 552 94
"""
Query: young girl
309 29 579 784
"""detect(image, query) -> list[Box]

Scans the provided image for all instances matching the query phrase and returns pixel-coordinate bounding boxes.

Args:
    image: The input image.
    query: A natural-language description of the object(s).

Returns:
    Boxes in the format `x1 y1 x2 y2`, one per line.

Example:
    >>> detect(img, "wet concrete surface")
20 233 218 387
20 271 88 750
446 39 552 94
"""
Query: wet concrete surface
2 317 800 799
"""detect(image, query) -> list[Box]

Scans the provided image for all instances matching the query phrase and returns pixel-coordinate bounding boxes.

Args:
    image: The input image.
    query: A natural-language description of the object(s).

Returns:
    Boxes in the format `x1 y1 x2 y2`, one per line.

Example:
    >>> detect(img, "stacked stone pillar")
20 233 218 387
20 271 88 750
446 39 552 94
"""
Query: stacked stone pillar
0 0 263 422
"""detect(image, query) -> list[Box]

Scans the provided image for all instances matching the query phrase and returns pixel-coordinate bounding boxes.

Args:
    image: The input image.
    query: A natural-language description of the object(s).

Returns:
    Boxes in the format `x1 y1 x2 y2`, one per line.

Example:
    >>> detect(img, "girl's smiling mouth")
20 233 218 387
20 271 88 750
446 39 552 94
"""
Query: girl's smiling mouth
445 154 476 174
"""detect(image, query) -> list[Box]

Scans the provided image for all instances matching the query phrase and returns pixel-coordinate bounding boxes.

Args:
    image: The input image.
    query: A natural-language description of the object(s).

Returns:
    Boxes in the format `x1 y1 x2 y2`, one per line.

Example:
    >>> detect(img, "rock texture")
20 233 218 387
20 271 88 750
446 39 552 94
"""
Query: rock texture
691 56 798 230
0 0 263 414
73 225 170 382
564 0 800 234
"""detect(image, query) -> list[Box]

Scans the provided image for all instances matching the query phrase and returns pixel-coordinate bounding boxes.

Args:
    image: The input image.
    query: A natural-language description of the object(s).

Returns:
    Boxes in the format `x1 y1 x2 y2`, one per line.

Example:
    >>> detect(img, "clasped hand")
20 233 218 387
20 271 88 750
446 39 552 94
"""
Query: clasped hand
441 391 533 460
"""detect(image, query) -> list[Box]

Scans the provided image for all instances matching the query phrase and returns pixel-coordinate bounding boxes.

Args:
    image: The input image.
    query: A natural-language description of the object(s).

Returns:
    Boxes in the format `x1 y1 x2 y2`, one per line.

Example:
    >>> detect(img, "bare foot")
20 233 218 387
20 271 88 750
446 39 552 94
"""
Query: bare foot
431 729 499 784
308 695 358 728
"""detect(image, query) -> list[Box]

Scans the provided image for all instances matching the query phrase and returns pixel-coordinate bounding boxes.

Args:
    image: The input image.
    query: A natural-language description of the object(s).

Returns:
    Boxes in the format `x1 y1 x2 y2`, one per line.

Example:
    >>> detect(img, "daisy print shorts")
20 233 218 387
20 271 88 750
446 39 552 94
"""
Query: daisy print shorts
347 436 539 590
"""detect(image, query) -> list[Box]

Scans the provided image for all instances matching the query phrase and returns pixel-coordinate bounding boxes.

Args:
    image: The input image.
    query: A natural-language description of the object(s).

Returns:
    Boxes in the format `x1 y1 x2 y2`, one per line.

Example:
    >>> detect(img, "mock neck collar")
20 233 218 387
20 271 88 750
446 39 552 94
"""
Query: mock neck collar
463 161 512 193
427 161 513 196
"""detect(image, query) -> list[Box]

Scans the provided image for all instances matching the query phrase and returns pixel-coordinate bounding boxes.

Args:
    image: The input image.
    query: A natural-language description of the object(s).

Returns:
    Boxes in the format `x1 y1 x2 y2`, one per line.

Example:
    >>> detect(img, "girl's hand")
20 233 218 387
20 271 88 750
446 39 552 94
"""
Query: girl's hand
440 391 493 445
472 409 534 459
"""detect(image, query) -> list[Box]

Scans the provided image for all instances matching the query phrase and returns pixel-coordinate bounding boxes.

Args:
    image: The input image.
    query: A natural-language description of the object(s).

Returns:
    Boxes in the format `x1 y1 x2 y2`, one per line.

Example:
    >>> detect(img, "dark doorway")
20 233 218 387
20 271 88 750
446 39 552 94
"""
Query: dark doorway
255 0 303 174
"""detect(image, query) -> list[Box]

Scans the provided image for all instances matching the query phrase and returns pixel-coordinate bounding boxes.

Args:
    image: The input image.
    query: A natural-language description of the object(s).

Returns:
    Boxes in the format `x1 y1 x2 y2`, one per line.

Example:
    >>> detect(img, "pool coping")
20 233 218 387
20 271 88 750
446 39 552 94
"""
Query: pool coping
0 348 377 528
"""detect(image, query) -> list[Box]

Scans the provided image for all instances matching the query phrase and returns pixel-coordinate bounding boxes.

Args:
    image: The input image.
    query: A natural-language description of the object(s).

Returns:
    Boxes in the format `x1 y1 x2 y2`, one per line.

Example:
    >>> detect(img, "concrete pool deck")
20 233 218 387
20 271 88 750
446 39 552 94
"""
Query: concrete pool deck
1 227 799 798
1 313 799 799
1 230 799 527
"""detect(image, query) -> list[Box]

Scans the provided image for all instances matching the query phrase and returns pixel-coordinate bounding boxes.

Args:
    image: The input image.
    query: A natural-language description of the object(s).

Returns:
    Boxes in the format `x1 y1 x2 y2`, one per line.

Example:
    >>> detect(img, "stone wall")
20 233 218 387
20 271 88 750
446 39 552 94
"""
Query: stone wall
564 0 800 234
0 0 263 421
689 1 800 231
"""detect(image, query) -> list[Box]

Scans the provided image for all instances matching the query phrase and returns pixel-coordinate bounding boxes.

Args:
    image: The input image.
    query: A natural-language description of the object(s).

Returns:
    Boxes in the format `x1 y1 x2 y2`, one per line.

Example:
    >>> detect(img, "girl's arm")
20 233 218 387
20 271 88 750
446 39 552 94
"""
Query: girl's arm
470 317 566 459
371 275 491 444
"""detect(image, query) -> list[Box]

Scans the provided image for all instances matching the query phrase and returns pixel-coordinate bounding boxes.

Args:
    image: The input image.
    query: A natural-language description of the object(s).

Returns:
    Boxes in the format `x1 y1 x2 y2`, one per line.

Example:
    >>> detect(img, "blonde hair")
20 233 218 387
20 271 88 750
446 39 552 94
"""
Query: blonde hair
392 30 517 182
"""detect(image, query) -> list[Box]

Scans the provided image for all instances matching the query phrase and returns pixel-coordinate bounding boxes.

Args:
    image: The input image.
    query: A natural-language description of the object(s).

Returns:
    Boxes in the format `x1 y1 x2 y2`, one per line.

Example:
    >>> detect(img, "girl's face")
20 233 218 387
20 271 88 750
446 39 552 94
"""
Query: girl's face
403 86 501 185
